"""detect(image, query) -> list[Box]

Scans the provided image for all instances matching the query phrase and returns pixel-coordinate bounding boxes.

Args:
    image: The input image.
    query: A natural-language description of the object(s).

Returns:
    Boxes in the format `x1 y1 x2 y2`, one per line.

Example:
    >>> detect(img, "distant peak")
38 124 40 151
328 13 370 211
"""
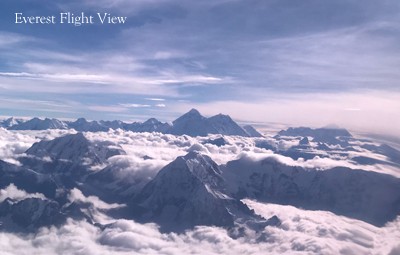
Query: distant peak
76 117 88 122
187 108 201 115
215 113 227 117
322 124 341 129
210 113 231 119
144 118 160 124
173 108 205 125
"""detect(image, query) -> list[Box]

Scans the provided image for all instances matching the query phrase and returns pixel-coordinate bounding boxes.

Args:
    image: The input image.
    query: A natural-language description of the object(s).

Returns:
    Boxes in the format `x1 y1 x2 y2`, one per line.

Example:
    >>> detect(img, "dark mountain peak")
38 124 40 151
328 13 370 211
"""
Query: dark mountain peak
168 109 256 137
75 117 88 124
173 109 205 124
188 108 201 115
203 137 229 147
299 136 310 145
134 152 269 232
150 151 224 190
143 118 160 125
169 109 208 136
181 151 223 181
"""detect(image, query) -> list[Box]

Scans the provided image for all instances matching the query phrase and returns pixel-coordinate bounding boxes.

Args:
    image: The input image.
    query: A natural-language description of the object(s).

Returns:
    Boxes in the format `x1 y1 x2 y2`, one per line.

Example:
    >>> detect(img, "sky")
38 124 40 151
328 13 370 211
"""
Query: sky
0 0 399 135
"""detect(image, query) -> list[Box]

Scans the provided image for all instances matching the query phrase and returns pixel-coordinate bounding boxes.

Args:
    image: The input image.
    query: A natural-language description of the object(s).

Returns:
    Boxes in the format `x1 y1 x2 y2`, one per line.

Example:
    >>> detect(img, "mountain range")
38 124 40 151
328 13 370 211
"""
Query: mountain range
1 109 262 137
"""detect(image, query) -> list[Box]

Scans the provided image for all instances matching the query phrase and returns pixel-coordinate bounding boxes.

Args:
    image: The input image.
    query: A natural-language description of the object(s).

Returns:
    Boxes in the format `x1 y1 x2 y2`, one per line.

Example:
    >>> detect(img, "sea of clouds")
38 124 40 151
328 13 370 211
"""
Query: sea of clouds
0 187 399 255
0 128 399 254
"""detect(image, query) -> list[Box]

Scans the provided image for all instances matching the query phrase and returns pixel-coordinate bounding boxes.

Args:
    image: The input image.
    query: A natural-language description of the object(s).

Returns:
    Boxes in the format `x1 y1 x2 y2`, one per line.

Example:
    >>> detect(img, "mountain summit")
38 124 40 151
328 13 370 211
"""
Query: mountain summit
168 109 261 137
20 133 126 177
134 151 269 232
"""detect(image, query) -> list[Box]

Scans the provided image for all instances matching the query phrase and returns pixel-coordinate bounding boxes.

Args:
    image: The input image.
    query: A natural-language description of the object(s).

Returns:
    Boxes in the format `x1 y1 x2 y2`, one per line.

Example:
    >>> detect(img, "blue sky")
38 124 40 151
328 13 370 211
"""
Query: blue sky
0 0 399 135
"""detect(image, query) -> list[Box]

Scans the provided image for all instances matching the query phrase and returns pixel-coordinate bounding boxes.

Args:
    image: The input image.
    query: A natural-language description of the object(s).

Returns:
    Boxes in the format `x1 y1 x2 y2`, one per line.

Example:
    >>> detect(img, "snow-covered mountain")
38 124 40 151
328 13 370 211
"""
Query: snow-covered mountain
167 109 260 137
222 156 400 226
20 133 126 178
277 127 352 145
168 109 210 136
133 151 273 232
0 160 57 199
0 117 24 128
9 118 68 130
0 197 65 231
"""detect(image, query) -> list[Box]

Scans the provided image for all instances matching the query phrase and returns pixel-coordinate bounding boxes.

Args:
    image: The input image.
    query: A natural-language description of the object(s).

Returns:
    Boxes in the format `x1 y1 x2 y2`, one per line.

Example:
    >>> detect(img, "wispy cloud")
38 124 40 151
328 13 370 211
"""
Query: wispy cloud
145 98 165 101
119 104 151 108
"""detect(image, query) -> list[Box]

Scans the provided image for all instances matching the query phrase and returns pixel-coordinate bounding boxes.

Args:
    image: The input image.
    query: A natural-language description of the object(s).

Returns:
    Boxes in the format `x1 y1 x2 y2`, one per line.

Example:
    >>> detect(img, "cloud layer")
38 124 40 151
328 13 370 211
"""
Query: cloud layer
0 129 399 254
0 202 398 255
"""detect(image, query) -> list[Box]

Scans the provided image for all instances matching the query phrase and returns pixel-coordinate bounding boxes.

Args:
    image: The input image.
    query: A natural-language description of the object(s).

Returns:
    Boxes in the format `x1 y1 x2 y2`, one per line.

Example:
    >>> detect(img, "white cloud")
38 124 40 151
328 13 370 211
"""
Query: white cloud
67 188 123 210
145 98 165 101
0 128 39 164
119 104 151 108
0 32 36 48
244 199 400 255
0 209 398 255
0 184 46 202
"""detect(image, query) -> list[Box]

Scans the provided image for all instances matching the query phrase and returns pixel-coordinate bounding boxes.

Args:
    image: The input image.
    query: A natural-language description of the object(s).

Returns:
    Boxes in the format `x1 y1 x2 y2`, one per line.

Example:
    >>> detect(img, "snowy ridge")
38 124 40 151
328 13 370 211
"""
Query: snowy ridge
9 118 68 130
25 133 125 166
